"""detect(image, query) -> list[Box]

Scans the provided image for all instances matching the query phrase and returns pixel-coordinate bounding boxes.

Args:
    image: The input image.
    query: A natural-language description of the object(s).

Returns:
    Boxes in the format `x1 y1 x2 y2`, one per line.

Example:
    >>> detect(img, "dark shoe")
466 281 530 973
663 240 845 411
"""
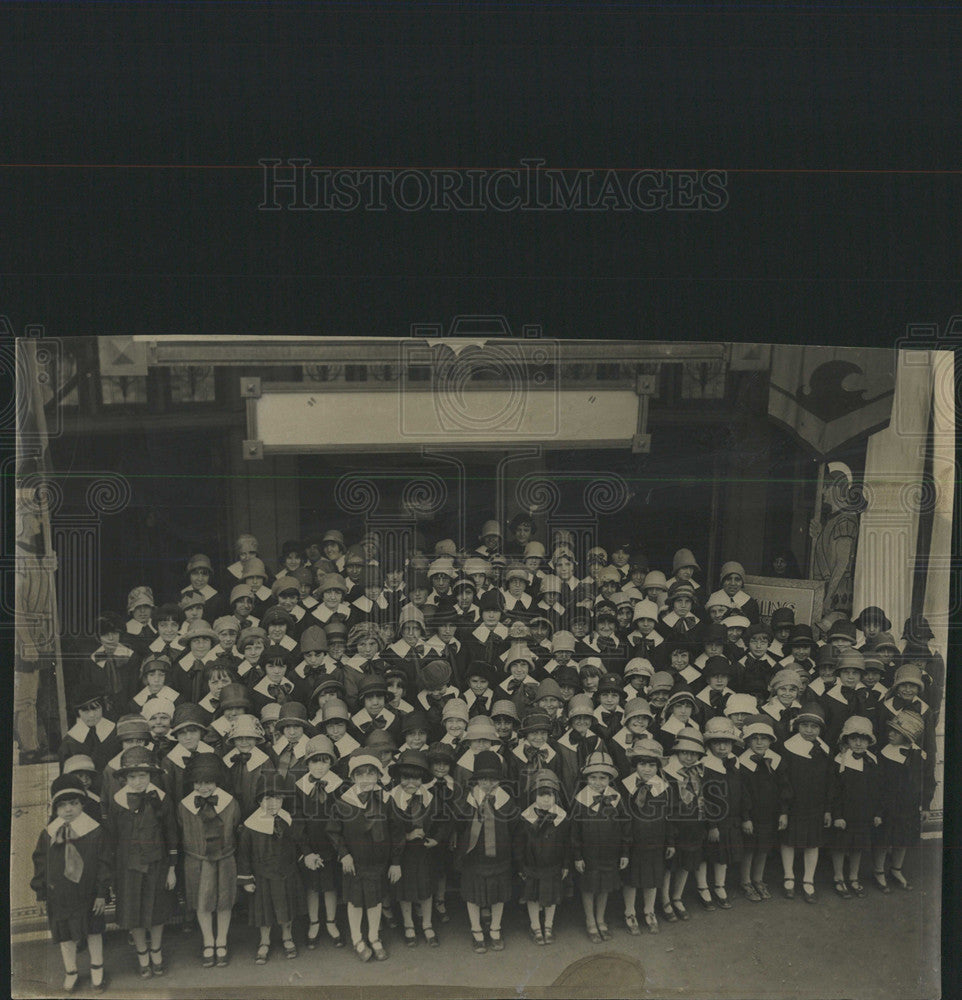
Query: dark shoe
741 882 761 903
202 945 215 968
149 949 165 976
488 930 505 952
713 884 732 909
471 931 487 954
89 963 105 992
754 881 772 901
696 886 716 911
215 945 229 967
597 924 613 941
801 881 816 903
306 921 321 949
661 900 678 923
873 871 891 894
782 879 795 900
326 920 345 947
424 927 440 948
834 879 852 899
671 899 690 921
370 939 388 961
62 970 79 993
848 880 865 898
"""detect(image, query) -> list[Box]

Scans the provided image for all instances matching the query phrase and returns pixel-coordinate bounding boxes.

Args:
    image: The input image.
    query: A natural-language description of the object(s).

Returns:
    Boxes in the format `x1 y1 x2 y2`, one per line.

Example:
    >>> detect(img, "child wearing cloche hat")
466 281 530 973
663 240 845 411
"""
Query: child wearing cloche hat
31 774 111 992
700 717 743 911
59 685 119 774
619 736 672 935
778 704 831 903
829 716 882 899
661 727 708 922
570 751 628 944
237 770 306 964
221 714 272 817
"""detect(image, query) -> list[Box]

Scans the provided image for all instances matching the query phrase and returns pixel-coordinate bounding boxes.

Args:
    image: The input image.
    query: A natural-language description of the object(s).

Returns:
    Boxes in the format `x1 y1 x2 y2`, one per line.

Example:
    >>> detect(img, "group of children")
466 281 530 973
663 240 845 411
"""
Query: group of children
31 522 941 989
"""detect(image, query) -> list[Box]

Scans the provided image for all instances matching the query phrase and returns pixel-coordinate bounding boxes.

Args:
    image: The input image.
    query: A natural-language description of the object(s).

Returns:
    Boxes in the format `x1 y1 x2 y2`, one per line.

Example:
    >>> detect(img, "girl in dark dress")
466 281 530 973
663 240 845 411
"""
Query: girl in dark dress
237 770 306 963
31 775 111 992
778 704 832 903
328 751 405 962
700 717 744 912
661 727 708 922
513 769 570 945
829 715 882 899
619 737 673 936
103 746 179 979
570 750 629 944
293 734 345 950
388 749 448 947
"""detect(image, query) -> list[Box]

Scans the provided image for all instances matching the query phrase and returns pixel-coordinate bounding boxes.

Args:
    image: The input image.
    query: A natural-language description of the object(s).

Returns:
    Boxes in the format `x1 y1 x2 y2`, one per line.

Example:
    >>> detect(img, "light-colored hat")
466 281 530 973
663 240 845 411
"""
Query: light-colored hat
705 590 735 611
551 630 575 652
304 734 336 760
490 699 521 723
180 590 205 611
441 698 470 723
127 585 155 613
893 663 925 689
428 557 458 579
479 520 502 539
348 752 385 776
321 699 350 723
62 754 97 775
642 571 668 592
566 693 596 719
671 727 706 755
581 750 618 778
235 533 258 552
398 605 426 630
116 714 151 742
586 546 609 564
703 716 740 743
839 715 875 746
539 574 562 595
523 541 546 559
632 599 660 622
723 614 751 630
237 626 268 650
271 576 300 596
241 556 268 580
434 538 458 557
505 643 536 667
551 546 577 565
531 769 561 794
504 566 530 584
769 668 803 693
464 716 499 742
887 710 924 748
142 696 176 721
463 557 492 577
230 584 254 604
672 548 701 574
318 572 348 594
213 615 242 635
624 658 655 679
187 553 213 573
184 619 218 644
627 736 664 761
719 561 746 581
724 693 758 717
836 649 866 673
260 702 282 723
623 697 654 722
322 529 345 548
228 714 265 741
742 717 776 742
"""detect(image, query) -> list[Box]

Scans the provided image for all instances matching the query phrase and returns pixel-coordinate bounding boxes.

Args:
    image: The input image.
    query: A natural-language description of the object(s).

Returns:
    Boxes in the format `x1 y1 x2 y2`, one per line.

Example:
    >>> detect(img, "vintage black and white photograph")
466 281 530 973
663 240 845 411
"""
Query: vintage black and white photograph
10 334 952 998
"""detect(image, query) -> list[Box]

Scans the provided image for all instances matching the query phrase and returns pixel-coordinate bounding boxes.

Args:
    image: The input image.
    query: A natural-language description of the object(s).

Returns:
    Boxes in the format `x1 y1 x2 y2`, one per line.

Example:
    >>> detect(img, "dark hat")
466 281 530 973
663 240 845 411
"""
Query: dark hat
598 672 623 694
478 589 505 612
770 607 796 628
553 665 581 690
815 644 838 671
72 683 107 710
595 601 618 621
401 709 430 734
364 729 396 754
426 742 457 765
170 702 209 733
431 602 458 627
871 631 900 654
357 674 388 699
465 660 495 686
292 566 315 587
237 626 268 650
854 606 891 631
407 571 430 593
702 655 732 679
255 769 292 801
139 653 171 678
383 665 408 684
299 625 328 654
116 745 162 776
390 749 430 780
509 511 536 531
787 624 815 647
792 703 826 729
116 714 151 741
310 676 345 701
218 682 252 711
275 701 310 730
472 750 503 780
261 607 295 630
271 577 301 598
187 752 223 784
50 774 88 807
902 614 934 641
900 640 933 663
153 602 185 624
417 658 452 690
281 539 304 558
744 623 773 641
519 711 553 735
827 619 857 643
452 576 477 594
96 612 125 635
263 646 293 671
324 620 349 641
703 622 730 644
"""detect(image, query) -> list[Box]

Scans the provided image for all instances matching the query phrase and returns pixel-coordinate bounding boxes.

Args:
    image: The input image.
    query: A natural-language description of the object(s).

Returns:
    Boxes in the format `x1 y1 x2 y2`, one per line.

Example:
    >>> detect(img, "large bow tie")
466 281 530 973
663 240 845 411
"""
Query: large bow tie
506 679 523 693
268 682 292 702
750 753 771 772
368 715 387 730
54 822 85 883
534 807 553 827
232 751 251 766
679 616 697 631
591 793 615 811
194 794 218 812
524 745 549 765
709 690 725 708
413 644 425 658
597 636 616 651
840 685 856 699
128 790 160 813
600 710 618 725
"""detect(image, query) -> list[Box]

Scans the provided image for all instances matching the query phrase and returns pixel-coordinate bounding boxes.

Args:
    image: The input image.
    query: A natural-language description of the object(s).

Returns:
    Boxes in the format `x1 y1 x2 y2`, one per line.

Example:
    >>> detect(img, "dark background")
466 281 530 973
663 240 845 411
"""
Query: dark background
3 3 958 990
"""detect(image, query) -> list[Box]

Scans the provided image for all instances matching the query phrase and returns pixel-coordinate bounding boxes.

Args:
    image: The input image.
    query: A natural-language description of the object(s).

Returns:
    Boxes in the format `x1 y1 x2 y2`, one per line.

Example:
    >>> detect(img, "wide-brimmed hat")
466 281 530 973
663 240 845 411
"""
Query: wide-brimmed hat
228 714 265 741
490 699 520 723
887 709 924 748
854 605 892 631
582 750 618 778
627 736 665 761
304 734 336 760
839 715 875 746
702 717 740 744
464 716 499 742
50 774 89 807
792 704 826 730
170 702 209 733
116 714 151 742
391 749 431 780
828 619 857 643
519 711 553 736
672 727 706 755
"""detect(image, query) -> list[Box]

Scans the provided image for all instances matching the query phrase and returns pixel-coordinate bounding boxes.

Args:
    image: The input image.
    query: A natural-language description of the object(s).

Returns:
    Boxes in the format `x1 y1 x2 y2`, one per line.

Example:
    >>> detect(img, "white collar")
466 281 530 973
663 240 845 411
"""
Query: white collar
574 785 621 810
296 771 342 795
881 744 921 763
835 749 877 772
198 693 220 713
351 706 395 728
472 623 508 641
736 747 781 772
134 684 179 706
426 635 461 651
222 744 269 770
390 785 434 810
825 682 864 704
468 785 511 811
463 688 493 708
92 643 134 661
46 812 99 838
66 718 115 743
341 785 386 810
252 675 294 697
167 740 216 766
272 733 309 758
663 754 699 781
762 699 802 719
512 741 556 763
150 635 183 653
180 787 233 815
622 772 668 796
243 807 292 834
312 603 351 622
782 733 829 758
701 752 732 775
114 783 165 809
520 802 566 826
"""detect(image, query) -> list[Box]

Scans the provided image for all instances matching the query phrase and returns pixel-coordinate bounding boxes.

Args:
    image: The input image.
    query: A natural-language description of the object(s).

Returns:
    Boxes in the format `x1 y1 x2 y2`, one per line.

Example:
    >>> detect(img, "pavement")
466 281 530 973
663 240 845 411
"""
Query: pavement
10 761 944 999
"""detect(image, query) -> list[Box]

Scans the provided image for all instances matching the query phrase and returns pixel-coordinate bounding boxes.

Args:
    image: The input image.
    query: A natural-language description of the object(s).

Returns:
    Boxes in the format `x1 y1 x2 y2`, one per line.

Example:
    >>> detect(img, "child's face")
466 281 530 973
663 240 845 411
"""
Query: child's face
189 568 210 589
177 725 203 750
722 573 743 597
265 661 287 682
386 678 405 701
299 580 313 597
284 552 303 571
837 667 862 687
282 724 304 743
727 626 745 643
267 623 287 643
432 576 452 594
401 622 423 642
597 617 616 636
232 735 257 750
569 714 592 735
792 644 812 661
708 738 733 758
508 661 530 680
627 715 650 735
524 556 542 574
886 727 908 747
572 620 589 638
493 717 515 739
364 693 385 714
748 635 770 657
122 737 147 751
437 623 457 642
323 588 344 608
208 672 230 696
538 696 562 716
75 772 93 789
193 779 217 797
132 606 153 624
78 703 103 727
444 718 467 738
125 769 151 793
634 616 655 636
862 621 883 639
582 674 600 693
670 701 693 722
476 776 499 795
709 606 728 623
325 720 347 739
527 728 549 747
431 760 451 779
748 734 772 754
456 590 475 610
862 669 883 687
611 548 629 567
559 684 577 701
157 618 180 640
616 607 632 628
184 605 203 623
244 640 265 663
648 690 668 710
895 682 921 701
831 637 854 653
379 624 396 645
846 734 871 753
406 729 427 749
599 690 620 709
308 755 333 778
481 609 502 627
245 574 266 592
145 669 166 692
774 625 792 641
469 737 494 753
100 629 121 649
797 720 821 741
386 569 404 588
471 573 488 590
672 596 693 615
708 674 729 691
353 765 380 792
56 797 84 823
468 676 490 695
261 794 283 815
410 587 429 605
217 628 238 649
676 749 700 767
399 771 423 794
775 684 799 706
675 565 693 582
328 639 346 659
356 636 380 658
190 637 212 656
555 558 574 580
818 662 836 680
729 711 751 727
600 579 617 596
534 789 556 810
149 714 171 737
541 590 561 609
482 533 500 551
323 542 343 561
233 597 253 616
553 648 572 664
585 771 610 792
634 759 659 779
304 649 325 667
